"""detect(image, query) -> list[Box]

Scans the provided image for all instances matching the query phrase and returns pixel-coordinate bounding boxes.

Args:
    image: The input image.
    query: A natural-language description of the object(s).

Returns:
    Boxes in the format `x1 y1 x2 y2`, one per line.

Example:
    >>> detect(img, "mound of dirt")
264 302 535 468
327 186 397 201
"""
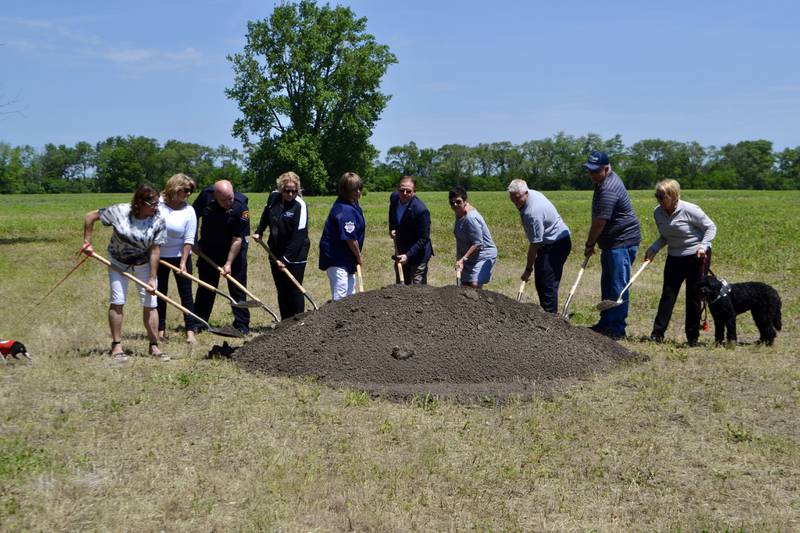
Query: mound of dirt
233 285 642 401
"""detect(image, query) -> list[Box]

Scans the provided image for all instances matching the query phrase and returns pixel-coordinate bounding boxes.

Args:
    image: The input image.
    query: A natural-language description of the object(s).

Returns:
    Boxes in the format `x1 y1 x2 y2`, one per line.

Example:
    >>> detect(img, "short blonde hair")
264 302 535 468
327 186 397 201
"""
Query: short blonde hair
655 179 680 202
276 171 301 193
162 173 196 203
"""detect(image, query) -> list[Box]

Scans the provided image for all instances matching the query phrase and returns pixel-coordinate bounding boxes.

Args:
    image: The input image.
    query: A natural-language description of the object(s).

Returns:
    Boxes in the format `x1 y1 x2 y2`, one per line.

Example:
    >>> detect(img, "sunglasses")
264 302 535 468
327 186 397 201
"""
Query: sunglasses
143 198 158 208
282 188 298 194
398 188 414 194
182 188 193 194
654 193 666 200
449 199 464 206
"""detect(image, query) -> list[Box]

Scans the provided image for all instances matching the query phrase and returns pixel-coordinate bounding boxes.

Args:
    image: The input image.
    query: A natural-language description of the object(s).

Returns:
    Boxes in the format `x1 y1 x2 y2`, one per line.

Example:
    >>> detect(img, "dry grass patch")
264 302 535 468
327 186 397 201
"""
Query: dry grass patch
1 190 798 530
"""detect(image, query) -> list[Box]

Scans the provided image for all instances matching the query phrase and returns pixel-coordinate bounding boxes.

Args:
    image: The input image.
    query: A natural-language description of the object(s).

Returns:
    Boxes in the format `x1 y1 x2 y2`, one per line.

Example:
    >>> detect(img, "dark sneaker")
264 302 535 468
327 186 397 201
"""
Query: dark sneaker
687 338 699 347
649 334 664 343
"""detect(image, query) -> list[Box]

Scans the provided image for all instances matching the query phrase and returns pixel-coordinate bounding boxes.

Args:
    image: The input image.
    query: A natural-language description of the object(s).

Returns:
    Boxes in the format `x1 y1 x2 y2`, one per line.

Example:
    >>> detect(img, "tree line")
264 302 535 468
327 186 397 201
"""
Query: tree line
367 133 800 192
2 132 799 194
0 137 246 194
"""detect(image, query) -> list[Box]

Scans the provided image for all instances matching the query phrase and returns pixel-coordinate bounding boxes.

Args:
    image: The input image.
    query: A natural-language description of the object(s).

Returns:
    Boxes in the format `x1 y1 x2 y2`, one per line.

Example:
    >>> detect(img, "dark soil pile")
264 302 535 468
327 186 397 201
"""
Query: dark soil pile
233 285 642 401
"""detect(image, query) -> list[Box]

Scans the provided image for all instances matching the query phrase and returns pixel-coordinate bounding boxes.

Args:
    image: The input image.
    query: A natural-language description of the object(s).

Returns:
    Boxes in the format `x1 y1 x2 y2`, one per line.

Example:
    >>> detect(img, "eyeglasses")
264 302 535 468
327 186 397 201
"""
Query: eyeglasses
449 199 464 206
143 198 158 208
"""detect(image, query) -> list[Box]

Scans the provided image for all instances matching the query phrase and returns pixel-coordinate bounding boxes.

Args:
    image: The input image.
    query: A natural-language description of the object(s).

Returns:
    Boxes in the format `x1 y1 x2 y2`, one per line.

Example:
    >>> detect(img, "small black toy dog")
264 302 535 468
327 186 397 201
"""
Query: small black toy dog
1 339 32 363
697 276 782 345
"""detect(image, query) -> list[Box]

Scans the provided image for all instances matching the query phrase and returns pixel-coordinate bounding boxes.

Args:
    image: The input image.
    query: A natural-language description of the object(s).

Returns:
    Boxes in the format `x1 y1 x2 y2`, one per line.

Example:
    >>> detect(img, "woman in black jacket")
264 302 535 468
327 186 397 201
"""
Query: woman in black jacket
253 172 310 319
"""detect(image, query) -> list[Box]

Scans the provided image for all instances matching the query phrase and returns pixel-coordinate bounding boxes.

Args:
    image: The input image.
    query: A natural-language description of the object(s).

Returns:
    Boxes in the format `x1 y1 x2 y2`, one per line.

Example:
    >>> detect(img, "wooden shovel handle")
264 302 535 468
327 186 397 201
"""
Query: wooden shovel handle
392 235 404 284
561 256 590 319
356 264 364 293
195 247 260 302
158 259 218 293
616 259 651 300
90 252 207 326
254 239 306 294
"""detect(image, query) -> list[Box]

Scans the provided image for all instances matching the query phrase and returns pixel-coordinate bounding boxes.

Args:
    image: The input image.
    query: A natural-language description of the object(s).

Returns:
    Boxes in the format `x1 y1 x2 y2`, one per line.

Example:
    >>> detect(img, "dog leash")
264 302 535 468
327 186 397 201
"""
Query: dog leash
701 258 712 332
20 244 93 322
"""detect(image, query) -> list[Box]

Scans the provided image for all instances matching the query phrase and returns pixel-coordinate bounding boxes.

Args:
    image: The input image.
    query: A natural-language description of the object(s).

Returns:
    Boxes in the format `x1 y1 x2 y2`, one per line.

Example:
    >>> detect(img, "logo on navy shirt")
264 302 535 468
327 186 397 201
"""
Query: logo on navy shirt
344 221 355 233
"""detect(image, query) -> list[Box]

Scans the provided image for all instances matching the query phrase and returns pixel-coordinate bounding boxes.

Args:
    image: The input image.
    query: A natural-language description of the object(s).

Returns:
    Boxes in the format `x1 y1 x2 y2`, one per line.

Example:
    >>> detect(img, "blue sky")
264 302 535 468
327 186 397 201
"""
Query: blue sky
2 0 799 157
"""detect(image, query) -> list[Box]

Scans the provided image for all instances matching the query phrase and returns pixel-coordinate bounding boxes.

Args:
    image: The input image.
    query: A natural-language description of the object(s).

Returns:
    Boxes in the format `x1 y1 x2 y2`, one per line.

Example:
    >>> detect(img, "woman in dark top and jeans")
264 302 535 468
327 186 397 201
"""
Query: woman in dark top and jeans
253 171 310 319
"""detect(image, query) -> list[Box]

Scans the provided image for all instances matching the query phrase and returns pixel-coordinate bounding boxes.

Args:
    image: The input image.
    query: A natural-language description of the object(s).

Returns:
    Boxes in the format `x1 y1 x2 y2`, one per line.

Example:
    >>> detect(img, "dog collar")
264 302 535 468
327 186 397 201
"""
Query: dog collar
711 278 731 304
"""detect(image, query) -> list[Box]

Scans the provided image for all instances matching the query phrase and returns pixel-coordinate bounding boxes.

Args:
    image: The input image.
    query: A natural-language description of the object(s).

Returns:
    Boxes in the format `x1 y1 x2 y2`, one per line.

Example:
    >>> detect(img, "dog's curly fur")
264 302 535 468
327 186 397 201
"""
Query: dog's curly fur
698 276 782 345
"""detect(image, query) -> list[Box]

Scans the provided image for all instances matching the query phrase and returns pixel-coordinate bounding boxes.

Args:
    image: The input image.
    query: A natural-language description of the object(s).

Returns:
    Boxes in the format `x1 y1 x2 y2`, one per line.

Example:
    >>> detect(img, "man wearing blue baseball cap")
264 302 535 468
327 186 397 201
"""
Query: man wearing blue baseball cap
583 150 641 339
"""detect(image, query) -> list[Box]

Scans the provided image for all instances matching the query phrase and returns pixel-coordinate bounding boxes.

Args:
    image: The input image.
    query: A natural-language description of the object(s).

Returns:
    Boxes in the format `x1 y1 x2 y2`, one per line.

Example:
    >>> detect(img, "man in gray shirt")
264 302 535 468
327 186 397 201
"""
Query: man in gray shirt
508 179 572 313
583 151 641 339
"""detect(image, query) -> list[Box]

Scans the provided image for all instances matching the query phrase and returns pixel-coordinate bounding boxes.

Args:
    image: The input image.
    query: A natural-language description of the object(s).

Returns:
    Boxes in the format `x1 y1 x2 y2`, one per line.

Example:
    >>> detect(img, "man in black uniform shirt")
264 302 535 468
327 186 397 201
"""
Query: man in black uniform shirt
192 179 250 334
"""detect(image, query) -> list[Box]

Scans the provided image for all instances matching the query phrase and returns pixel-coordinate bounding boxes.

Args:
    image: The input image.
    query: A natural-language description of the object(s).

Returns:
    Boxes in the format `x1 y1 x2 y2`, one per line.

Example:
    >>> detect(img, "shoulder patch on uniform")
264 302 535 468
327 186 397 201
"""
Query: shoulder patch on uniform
344 221 355 234
241 210 250 221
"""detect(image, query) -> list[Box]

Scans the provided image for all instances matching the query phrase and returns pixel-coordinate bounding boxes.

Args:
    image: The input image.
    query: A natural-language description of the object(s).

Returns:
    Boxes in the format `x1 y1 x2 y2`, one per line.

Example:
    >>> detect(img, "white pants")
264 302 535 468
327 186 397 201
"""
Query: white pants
108 258 158 308
326 267 355 301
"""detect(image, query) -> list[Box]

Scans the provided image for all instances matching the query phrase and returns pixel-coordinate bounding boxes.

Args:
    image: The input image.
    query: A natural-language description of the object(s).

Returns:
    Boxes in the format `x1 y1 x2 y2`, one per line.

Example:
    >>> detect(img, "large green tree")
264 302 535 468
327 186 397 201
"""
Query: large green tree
226 0 397 194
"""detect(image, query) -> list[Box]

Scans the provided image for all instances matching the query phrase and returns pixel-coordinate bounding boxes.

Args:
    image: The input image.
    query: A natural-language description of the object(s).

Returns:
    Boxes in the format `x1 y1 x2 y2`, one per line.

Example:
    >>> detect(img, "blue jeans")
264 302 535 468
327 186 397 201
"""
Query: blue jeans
598 245 638 335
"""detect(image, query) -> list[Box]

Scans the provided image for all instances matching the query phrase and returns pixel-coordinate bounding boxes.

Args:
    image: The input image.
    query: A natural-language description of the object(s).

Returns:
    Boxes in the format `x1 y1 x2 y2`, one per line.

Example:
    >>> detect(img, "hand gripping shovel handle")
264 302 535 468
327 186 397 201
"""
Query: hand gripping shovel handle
158 259 245 308
89 252 242 338
561 256 590 320
516 280 526 303
195 247 280 322
254 239 318 310
356 264 364 293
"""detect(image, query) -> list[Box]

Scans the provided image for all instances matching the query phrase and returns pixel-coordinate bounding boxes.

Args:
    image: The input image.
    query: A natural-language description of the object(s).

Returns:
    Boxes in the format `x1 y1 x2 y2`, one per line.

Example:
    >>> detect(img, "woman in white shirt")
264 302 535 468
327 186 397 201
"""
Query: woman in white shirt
156 173 199 344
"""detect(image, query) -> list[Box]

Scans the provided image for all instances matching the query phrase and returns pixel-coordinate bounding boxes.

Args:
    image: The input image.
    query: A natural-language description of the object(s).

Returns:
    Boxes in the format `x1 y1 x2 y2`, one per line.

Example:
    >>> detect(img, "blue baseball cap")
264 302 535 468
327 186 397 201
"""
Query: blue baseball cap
583 150 610 171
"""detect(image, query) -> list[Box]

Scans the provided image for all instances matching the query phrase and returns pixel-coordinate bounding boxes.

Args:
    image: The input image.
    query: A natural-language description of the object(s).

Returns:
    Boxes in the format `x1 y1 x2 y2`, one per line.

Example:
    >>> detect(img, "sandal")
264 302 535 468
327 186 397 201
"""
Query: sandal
111 341 128 361
149 342 170 362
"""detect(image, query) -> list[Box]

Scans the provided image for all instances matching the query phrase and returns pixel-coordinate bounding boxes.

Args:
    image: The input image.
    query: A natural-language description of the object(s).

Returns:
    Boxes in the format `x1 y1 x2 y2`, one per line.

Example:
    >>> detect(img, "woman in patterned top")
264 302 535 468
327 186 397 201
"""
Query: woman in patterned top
82 184 168 361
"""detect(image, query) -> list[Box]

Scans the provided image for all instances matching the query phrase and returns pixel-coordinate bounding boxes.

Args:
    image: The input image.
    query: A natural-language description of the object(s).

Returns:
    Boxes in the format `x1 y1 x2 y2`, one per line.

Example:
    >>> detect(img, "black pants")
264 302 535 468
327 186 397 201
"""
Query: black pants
651 250 711 342
534 236 572 313
156 256 199 332
270 261 306 320
195 248 250 333
395 261 429 285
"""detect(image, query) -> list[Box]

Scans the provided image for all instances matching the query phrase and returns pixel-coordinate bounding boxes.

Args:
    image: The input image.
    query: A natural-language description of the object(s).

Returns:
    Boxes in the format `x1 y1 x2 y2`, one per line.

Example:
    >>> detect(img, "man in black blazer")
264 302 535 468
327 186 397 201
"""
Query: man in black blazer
388 176 434 284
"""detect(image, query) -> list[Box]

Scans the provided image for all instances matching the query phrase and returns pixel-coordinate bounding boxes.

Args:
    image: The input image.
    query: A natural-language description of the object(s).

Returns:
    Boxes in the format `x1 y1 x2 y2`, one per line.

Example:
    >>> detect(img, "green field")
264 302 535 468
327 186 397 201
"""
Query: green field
1 190 798 530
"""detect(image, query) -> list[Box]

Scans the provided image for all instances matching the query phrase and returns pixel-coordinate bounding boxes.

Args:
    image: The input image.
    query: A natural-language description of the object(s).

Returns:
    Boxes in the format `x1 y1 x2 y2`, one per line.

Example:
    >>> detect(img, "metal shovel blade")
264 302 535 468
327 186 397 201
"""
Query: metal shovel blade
596 299 623 311
207 325 245 338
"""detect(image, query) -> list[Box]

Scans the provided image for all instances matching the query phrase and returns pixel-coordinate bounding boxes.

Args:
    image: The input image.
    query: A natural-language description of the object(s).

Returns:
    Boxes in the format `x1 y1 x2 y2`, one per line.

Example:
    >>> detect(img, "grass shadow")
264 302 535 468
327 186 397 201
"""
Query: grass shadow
0 236 61 245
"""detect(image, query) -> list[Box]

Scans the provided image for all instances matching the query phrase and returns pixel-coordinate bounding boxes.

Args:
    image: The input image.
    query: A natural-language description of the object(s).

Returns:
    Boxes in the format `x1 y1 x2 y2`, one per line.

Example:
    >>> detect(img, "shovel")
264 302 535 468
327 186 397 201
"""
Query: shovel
194 248 280 323
356 264 364 293
455 268 461 286
252 239 318 310
391 235 405 284
88 252 243 338
561 256 590 320
596 259 651 311
515 280 526 303
158 259 261 309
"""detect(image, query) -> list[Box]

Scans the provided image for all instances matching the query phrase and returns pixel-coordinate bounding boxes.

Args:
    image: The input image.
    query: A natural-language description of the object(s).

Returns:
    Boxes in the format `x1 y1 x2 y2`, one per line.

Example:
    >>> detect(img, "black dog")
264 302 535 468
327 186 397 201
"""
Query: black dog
697 276 782 345
0 339 32 363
